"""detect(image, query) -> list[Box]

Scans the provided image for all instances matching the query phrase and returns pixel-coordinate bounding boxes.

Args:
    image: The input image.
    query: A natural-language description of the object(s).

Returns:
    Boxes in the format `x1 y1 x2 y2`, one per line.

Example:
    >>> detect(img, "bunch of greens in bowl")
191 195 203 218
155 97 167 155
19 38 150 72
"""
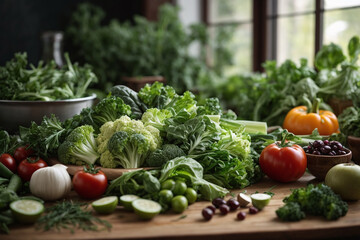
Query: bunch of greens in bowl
0 52 97 101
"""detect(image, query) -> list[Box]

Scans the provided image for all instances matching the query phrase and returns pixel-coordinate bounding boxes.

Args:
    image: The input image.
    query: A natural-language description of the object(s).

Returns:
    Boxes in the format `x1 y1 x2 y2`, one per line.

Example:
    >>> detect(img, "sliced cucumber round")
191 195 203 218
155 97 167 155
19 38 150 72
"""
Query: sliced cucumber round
132 199 161 220
119 194 140 211
10 199 44 224
250 193 271 210
92 196 118 214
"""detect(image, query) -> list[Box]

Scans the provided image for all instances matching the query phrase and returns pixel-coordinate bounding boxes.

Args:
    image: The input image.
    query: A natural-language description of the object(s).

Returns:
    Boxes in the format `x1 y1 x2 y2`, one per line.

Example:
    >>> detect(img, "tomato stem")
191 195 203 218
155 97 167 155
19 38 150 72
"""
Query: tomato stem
83 165 100 175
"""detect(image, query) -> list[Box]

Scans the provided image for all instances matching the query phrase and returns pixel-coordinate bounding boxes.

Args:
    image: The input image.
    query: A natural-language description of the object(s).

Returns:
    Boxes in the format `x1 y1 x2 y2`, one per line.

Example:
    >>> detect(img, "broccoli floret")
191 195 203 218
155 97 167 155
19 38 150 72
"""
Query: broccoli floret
146 144 185 167
107 131 150 168
278 184 348 221
276 202 306 221
57 125 99 166
81 95 131 132
141 108 173 132
96 116 162 168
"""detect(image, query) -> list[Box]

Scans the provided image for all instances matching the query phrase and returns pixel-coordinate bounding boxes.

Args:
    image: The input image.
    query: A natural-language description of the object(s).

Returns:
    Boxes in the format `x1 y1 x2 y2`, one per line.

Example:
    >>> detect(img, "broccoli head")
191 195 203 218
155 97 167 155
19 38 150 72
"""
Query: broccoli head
107 131 151 168
276 202 306 221
96 116 162 168
80 95 132 132
278 184 348 221
57 125 99 166
146 144 185 167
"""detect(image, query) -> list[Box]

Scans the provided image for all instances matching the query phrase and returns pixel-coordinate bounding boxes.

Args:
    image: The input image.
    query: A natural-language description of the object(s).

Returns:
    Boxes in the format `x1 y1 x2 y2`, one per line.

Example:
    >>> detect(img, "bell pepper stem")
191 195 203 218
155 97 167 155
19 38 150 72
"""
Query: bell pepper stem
310 98 321 114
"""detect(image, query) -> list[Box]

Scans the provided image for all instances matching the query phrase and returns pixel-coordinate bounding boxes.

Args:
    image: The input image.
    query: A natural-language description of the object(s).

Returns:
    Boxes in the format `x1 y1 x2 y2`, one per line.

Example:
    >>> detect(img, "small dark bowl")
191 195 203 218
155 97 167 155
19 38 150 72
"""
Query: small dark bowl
306 148 352 180
348 136 360 164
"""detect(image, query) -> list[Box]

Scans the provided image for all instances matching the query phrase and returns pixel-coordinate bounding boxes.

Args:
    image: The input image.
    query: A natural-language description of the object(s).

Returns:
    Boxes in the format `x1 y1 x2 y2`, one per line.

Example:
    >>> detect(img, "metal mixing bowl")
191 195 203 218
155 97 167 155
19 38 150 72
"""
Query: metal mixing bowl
0 94 96 133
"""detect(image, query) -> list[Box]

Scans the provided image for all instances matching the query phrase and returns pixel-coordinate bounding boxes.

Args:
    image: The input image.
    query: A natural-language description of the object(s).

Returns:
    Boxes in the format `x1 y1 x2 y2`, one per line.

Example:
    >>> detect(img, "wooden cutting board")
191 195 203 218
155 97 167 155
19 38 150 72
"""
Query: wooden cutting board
47 158 157 180
4 173 360 240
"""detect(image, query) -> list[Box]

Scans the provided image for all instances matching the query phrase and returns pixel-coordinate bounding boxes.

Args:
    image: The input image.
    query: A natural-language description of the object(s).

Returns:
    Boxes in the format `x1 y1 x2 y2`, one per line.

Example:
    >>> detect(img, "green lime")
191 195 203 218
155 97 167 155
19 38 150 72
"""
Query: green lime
10 199 44 224
92 196 118 214
171 195 188 213
173 180 187 196
120 195 140 211
132 199 162 220
184 188 197 204
250 193 271 210
161 179 175 191
159 189 173 204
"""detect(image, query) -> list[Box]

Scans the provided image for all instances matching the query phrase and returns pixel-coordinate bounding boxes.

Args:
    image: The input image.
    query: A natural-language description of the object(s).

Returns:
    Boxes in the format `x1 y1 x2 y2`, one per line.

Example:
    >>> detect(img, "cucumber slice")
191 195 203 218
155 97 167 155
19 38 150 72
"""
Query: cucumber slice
10 199 44 224
92 196 118 214
132 199 161 220
250 193 271 210
119 195 140 211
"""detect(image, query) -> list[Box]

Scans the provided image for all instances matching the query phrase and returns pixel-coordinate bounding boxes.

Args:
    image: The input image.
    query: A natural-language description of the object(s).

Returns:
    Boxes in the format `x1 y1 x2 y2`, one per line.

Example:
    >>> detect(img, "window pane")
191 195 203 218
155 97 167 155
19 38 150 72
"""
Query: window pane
209 24 252 75
278 0 314 15
277 15 315 65
209 0 252 24
324 8 360 50
324 0 360 10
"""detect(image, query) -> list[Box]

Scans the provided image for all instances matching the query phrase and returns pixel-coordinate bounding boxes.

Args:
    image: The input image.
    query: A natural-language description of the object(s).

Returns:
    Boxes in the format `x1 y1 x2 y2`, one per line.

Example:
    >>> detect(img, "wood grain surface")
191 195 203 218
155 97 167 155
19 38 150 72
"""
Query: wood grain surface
4 173 360 240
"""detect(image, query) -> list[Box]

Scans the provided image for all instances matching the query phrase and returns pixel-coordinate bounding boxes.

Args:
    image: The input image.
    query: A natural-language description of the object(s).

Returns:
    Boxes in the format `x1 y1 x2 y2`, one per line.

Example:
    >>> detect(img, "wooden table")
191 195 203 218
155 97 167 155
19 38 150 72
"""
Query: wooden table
4 173 360 240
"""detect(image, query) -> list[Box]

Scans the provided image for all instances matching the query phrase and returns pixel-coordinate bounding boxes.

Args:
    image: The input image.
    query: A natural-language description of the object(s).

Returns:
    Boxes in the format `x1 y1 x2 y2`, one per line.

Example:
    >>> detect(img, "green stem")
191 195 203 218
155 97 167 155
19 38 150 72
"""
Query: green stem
310 98 321 114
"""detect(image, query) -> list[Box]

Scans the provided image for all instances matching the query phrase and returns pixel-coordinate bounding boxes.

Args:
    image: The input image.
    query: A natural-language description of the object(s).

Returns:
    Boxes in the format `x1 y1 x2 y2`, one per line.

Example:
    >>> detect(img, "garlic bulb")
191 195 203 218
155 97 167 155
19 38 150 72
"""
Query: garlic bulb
30 164 72 201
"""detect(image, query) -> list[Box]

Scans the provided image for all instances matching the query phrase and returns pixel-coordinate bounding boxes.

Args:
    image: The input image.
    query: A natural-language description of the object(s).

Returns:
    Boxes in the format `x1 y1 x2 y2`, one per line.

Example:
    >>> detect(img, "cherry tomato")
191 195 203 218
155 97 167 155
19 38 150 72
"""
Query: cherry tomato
17 157 48 181
72 167 108 199
259 142 307 183
0 153 17 173
13 146 34 164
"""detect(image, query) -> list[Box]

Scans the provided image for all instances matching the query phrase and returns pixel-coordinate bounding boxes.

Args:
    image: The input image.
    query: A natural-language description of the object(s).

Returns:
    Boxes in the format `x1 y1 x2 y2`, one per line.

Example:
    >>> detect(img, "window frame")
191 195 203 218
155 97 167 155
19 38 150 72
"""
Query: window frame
201 0 360 72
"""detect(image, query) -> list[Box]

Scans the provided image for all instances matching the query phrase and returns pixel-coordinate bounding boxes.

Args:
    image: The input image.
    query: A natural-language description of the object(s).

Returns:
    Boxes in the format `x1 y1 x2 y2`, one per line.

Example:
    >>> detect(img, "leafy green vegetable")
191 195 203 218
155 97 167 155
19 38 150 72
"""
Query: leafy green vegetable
159 157 229 201
315 43 346 70
141 108 173 132
0 52 97 101
110 85 148 119
97 116 161 168
106 169 161 198
146 144 185 167
57 125 99 166
138 82 177 109
277 184 348 221
20 114 74 157
0 131 10 155
338 106 360 137
165 116 220 156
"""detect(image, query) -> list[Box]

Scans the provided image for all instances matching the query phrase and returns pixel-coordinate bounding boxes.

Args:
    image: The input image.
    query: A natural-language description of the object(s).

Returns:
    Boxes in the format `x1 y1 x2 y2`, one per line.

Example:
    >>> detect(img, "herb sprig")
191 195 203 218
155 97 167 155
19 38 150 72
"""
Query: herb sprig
36 201 111 233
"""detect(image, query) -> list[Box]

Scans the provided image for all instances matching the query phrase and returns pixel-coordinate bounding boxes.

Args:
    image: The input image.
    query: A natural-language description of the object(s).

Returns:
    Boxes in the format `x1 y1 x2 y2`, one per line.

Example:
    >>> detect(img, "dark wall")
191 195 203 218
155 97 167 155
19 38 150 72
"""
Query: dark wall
0 0 142 65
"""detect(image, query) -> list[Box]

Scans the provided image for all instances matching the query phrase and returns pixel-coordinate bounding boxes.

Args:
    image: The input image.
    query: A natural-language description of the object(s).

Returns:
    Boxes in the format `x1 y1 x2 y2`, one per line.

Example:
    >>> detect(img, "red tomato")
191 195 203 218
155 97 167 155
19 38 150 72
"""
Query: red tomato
259 142 307 182
72 168 108 199
17 157 48 181
13 146 34 164
0 153 17 173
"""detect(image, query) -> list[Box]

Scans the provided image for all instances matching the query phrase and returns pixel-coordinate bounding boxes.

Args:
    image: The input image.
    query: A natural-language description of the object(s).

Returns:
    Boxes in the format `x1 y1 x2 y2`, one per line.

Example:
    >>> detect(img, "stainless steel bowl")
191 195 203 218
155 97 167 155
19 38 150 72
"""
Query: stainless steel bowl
0 94 96 133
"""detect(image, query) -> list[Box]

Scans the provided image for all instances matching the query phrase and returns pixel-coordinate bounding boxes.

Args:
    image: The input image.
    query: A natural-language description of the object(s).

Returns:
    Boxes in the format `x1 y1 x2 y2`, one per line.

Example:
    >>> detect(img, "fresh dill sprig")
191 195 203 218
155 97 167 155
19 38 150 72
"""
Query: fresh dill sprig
36 200 111 233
